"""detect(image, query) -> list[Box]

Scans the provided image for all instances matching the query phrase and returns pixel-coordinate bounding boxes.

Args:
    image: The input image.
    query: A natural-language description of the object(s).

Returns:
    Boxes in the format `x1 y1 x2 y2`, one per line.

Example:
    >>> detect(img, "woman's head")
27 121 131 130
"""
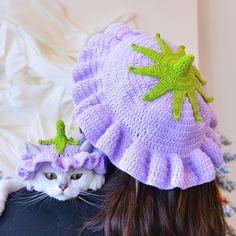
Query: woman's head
72 23 226 235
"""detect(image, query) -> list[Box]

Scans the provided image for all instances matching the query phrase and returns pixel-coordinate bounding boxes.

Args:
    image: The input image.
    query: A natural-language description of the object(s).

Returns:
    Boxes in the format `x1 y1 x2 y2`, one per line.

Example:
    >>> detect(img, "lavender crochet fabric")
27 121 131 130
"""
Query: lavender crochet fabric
17 133 107 181
71 23 223 190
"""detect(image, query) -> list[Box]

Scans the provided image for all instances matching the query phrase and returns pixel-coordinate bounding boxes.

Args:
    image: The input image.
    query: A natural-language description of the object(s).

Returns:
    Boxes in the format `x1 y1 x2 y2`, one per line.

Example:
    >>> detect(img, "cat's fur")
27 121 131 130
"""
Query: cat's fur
0 178 24 215
0 163 105 215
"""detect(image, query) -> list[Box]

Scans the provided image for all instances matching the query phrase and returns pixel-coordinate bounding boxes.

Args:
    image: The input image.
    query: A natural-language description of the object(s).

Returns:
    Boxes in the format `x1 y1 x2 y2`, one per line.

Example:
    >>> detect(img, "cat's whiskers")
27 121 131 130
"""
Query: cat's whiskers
47 196 53 208
13 190 42 198
72 198 79 207
77 196 102 208
38 195 51 213
80 190 110 198
18 195 48 206
11 191 45 202
9 195 47 206
80 191 100 196
14 192 45 199
13 192 49 206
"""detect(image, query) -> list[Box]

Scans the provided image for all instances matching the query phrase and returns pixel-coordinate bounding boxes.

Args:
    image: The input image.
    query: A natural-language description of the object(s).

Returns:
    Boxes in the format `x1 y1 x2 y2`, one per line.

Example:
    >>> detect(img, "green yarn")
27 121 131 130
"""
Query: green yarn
128 33 214 121
38 120 80 154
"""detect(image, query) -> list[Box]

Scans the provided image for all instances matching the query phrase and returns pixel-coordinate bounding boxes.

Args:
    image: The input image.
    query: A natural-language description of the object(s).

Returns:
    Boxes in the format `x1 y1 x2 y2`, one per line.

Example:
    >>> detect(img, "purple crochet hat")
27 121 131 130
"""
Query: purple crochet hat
71 23 223 190
17 120 107 181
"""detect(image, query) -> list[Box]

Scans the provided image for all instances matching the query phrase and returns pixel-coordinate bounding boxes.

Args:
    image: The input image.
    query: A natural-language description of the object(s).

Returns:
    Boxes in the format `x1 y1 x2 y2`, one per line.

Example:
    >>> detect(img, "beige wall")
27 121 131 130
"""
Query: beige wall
198 0 236 151
198 0 236 228
61 0 199 61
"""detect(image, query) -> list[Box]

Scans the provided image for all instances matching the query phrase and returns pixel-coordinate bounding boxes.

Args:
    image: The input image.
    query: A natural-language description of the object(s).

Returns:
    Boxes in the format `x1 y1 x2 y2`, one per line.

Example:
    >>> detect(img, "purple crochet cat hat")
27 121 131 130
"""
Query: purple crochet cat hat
71 23 223 190
17 120 107 183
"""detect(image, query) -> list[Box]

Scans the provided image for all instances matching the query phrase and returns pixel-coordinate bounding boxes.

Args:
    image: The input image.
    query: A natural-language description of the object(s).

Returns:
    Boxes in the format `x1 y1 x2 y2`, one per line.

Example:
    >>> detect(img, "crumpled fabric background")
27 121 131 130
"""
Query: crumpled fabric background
0 0 135 176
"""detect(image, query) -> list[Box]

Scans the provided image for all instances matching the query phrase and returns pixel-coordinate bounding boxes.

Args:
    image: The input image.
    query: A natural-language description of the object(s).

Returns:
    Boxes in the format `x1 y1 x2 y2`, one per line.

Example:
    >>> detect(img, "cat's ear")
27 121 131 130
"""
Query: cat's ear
25 142 41 156
79 140 93 153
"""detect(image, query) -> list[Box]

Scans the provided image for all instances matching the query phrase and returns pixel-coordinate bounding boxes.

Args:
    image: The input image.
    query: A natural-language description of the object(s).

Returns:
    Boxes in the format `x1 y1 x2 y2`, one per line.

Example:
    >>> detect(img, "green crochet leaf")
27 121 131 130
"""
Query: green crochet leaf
38 120 80 154
128 33 214 121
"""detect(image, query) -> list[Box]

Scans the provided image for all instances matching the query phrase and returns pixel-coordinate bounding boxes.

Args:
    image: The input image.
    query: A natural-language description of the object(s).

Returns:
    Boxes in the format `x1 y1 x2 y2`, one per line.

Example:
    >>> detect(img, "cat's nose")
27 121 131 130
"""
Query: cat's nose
59 184 68 191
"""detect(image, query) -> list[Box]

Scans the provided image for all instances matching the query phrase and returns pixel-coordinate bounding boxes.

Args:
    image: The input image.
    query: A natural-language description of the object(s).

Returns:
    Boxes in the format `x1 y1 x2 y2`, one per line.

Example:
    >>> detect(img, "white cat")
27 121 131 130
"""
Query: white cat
0 163 105 215
0 140 106 216
30 163 105 201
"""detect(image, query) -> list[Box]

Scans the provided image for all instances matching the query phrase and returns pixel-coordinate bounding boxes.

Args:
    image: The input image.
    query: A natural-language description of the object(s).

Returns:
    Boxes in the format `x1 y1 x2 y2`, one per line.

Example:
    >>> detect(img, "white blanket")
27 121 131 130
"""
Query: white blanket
0 0 135 176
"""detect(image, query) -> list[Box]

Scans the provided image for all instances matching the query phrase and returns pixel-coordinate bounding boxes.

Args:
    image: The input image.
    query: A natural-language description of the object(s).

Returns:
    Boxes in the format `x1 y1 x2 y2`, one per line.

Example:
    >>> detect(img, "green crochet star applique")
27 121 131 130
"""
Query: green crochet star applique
38 120 80 154
128 33 214 121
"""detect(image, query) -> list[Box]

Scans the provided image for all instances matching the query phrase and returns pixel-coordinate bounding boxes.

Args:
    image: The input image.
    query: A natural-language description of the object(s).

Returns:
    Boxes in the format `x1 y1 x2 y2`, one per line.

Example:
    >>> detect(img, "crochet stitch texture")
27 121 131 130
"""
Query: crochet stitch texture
72 23 223 189
39 120 80 154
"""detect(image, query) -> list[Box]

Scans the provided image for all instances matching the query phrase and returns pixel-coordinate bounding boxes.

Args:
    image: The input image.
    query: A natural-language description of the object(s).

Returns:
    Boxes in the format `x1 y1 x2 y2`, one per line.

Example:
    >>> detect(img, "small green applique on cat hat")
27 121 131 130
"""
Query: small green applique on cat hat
72 23 223 190
38 120 81 154
17 120 107 187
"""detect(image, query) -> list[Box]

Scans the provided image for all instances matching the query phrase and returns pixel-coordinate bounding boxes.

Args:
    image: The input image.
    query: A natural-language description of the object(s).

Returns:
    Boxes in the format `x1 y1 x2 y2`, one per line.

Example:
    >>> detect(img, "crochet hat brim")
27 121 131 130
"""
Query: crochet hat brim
17 142 107 181
73 104 221 189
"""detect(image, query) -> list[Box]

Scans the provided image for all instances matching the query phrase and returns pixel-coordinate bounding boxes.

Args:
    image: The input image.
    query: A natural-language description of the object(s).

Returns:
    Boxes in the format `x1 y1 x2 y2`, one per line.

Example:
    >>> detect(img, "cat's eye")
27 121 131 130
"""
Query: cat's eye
71 173 83 180
44 172 57 180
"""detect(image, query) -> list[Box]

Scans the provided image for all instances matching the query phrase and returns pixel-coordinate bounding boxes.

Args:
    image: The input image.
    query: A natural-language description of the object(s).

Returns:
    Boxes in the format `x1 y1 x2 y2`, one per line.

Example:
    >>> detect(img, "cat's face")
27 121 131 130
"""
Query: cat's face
27 163 105 201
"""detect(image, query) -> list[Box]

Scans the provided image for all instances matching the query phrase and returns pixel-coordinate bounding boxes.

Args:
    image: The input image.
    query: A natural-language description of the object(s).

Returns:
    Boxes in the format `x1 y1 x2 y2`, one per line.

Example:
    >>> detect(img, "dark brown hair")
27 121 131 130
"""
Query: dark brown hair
83 168 228 236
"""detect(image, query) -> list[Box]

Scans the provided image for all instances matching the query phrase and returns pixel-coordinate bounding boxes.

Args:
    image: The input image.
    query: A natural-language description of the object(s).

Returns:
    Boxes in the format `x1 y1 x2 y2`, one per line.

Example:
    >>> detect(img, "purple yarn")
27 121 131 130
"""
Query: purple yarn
17 133 107 181
72 23 223 190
